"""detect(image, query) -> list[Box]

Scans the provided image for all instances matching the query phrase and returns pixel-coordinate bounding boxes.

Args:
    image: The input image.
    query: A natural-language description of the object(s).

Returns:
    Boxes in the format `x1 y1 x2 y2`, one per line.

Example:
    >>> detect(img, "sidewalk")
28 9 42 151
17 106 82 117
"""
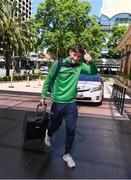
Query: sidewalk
0 79 43 93
0 80 129 120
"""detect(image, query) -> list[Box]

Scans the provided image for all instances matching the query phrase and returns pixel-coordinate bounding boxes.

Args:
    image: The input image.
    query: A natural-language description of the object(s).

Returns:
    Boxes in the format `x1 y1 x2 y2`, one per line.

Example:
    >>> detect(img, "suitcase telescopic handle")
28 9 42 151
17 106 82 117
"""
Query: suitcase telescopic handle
37 103 47 112
36 103 48 121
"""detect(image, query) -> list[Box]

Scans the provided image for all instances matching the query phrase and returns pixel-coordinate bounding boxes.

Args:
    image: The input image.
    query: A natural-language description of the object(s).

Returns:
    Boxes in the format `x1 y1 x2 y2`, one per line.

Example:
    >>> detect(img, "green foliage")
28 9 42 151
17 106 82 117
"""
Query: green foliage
0 76 10 81
35 0 105 59
79 20 106 59
128 73 131 80
106 25 128 59
0 0 36 76
117 72 131 80
0 74 47 81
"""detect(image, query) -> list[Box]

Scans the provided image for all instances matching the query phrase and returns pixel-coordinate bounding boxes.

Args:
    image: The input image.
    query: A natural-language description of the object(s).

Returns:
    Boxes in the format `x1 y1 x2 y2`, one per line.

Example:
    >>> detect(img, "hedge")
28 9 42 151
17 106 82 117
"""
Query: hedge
0 74 47 81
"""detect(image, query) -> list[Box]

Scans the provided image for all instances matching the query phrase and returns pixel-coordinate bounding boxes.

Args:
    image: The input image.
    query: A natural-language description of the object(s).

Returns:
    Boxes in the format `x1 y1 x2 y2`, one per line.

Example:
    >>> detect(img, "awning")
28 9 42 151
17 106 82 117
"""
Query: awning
0 59 5 62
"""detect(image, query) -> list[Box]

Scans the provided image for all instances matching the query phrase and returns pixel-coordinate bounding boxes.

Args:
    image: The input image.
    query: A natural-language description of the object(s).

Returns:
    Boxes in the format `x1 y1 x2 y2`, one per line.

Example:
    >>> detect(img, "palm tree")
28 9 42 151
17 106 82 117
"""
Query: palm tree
0 0 36 76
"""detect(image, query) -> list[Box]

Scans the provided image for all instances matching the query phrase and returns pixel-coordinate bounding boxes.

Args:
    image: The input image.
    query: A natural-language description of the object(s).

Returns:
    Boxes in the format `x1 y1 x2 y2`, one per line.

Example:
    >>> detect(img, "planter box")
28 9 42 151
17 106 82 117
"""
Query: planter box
119 76 124 82
116 75 120 79
128 80 131 87
117 75 123 81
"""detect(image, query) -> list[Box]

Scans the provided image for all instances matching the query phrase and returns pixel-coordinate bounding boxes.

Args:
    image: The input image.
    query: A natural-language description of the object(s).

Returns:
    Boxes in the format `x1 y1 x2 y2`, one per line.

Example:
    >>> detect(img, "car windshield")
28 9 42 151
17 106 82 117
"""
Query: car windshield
40 62 48 67
79 74 100 82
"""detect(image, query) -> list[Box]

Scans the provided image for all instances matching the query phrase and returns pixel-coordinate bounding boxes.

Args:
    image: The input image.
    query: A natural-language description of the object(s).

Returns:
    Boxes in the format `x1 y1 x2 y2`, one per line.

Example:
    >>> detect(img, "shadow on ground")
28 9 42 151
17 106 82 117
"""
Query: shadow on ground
0 107 131 178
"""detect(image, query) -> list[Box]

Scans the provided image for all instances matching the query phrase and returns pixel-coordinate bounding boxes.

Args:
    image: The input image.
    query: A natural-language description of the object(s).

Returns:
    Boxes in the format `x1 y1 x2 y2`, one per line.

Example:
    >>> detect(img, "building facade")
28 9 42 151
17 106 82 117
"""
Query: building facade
117 26 131 87
7 0 32 20
98 0 131 32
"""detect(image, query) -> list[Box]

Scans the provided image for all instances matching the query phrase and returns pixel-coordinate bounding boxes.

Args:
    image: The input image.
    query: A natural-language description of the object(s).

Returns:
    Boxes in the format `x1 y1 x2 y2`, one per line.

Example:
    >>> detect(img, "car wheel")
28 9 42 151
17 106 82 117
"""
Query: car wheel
98 95 104 105
98 100 103 105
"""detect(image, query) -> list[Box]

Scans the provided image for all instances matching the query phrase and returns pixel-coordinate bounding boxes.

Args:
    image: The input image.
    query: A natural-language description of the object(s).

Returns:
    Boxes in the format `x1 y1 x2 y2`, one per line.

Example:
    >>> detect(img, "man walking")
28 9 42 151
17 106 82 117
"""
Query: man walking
40 44 97 168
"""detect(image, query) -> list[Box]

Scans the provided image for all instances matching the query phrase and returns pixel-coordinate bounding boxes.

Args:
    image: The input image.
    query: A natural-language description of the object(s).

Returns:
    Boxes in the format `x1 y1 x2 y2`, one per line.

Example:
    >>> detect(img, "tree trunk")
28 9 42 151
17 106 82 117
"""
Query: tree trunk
5 55 11 77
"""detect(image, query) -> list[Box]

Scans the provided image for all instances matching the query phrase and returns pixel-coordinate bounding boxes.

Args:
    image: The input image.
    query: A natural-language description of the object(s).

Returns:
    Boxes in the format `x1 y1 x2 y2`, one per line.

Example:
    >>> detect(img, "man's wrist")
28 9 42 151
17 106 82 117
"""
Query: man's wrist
86 59 93 64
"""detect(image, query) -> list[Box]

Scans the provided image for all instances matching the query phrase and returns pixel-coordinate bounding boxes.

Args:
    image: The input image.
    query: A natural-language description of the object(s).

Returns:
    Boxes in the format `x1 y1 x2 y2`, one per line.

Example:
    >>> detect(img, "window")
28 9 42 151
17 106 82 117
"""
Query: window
79 74 101 82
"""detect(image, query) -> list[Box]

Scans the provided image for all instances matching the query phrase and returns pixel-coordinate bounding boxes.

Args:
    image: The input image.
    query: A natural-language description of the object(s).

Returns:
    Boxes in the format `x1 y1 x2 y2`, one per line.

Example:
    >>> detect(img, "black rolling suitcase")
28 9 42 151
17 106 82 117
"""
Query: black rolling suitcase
23 104 49 142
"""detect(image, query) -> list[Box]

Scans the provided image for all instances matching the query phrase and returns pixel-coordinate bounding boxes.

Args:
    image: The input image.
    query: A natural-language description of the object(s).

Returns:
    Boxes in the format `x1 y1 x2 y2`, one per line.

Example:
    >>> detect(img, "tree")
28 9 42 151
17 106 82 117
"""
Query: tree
35 0 105 59
0 0 36 76
106 25 128 59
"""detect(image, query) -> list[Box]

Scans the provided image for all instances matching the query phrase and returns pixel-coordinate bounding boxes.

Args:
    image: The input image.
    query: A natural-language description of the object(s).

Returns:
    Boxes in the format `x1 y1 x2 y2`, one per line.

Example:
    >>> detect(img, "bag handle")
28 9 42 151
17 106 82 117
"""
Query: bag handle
37 103 47 113
35 103 48 121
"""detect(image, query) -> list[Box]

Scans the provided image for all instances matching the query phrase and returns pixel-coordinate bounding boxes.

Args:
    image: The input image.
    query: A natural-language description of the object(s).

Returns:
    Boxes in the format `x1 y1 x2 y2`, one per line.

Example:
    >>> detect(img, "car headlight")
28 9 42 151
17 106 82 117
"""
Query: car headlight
90 85 102 92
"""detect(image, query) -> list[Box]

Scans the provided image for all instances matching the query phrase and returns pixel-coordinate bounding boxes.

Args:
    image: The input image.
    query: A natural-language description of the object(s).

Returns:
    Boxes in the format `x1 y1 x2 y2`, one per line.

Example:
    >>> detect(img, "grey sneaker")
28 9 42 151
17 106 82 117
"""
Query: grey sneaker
63 154 76 168
45 129 51 146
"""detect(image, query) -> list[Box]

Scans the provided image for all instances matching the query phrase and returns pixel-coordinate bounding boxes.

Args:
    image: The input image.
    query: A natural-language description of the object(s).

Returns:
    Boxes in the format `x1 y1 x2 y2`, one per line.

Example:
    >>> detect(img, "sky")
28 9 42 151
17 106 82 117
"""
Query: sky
32 0 102 17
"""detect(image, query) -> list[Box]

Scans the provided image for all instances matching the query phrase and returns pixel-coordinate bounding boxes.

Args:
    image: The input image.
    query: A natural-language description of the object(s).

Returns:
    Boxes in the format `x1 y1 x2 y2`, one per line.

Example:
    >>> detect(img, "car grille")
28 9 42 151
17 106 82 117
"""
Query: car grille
77 97 91 100
77 88 90 92
83 97 91 100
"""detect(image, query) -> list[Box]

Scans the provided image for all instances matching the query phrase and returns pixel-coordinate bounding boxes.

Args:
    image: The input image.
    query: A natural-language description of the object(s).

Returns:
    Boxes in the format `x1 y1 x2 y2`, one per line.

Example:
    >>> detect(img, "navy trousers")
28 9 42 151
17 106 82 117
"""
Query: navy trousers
48 102 78 154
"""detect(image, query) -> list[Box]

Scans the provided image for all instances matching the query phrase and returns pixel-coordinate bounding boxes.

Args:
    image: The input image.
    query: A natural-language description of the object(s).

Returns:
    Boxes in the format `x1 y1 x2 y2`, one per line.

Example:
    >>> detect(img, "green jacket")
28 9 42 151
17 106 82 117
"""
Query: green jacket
41 57 97 103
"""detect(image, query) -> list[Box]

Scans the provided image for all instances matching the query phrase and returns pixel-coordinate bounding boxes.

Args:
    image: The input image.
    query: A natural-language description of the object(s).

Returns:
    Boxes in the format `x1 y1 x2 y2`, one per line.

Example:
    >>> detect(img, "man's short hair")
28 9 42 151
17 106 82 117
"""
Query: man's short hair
70 44 85 58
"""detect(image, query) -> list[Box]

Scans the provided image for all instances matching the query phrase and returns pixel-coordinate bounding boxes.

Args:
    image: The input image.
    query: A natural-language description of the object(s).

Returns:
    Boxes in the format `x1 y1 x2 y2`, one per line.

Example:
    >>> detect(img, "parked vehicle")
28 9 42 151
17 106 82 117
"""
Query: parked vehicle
24 63 34 70
77 73 104 105
40 65 48 74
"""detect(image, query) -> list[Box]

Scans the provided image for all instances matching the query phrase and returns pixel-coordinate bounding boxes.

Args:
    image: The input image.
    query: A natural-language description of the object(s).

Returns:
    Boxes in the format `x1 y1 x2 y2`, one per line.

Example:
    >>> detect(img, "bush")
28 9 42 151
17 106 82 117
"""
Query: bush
0 76 10 81
117 72 131 80
0 74 47 81
128 73 131 80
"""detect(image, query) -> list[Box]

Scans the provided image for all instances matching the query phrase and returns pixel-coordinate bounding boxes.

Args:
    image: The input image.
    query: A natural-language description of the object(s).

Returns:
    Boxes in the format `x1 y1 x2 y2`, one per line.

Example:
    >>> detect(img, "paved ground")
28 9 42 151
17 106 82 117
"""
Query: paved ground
0 91 125 119
0 79 43 93
0 101 131 178
0 79 130 120
0 80 131 178
0 79 130 123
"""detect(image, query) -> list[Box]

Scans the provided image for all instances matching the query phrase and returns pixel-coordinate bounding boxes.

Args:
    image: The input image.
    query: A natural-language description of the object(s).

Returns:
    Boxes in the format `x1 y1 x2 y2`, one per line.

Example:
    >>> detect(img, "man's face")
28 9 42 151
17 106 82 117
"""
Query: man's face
43 52 50 60
69 50 81 63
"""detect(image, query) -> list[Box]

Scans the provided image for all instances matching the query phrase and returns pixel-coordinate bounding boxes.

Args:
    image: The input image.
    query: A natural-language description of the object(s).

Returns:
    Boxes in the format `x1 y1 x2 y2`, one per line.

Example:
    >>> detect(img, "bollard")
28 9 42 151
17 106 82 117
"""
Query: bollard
26 76 30 87
37 77 41 86
8 74 14 88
